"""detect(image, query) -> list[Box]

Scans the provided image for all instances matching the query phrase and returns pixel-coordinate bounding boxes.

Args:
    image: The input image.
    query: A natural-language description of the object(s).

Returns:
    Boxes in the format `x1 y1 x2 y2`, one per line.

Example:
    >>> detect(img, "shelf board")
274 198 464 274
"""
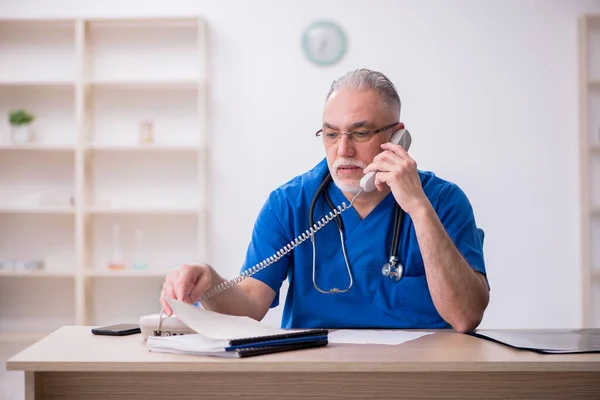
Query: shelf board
0 80 74 88
592 269 600 279
85 144 198 152
0 207 74 215
589 80 600 87
0 144 75 152
86 270 167 278
86 207 197 215
86 17 200 27
591 144 600 152
86 79 198 89
0 270 74 278
592 207 600 216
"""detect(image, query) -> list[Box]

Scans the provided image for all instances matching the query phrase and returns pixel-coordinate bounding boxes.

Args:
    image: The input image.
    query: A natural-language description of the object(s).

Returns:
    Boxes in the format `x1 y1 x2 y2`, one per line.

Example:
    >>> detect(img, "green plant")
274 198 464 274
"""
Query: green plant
9 109 35 126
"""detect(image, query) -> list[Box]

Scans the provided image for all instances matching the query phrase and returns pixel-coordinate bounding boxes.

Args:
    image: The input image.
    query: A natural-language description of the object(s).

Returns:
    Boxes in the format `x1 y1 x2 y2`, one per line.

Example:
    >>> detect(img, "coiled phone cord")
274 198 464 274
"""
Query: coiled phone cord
199 189 363 302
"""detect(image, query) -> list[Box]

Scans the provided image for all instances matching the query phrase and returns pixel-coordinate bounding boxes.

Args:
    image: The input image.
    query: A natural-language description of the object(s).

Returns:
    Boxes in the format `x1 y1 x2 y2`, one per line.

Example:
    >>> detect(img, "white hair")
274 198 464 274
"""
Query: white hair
326 68 401 119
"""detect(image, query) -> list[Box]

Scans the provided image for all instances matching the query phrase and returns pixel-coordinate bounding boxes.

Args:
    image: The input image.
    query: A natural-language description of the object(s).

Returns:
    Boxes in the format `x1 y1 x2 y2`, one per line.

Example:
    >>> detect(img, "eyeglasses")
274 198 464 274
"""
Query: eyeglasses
315 123 398 144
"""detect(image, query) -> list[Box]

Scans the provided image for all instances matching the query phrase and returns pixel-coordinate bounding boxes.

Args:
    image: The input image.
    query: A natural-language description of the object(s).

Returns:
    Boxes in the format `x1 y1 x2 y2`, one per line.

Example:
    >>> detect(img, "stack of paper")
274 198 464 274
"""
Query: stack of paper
147 298 328 358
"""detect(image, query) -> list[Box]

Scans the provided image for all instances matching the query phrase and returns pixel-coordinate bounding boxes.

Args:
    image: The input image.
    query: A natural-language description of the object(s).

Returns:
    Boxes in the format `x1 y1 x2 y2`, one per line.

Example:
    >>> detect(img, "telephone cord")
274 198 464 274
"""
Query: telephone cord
199 189 362 301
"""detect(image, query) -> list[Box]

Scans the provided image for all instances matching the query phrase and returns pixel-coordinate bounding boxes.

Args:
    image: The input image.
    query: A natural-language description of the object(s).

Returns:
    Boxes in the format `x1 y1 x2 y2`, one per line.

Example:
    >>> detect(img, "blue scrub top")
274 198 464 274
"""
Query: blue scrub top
240 158 487 329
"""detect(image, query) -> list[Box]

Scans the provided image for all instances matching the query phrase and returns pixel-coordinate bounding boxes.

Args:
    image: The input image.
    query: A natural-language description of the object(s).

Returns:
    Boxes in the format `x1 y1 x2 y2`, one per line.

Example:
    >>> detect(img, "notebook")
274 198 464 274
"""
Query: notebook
147 298 328 358
469 329 600 354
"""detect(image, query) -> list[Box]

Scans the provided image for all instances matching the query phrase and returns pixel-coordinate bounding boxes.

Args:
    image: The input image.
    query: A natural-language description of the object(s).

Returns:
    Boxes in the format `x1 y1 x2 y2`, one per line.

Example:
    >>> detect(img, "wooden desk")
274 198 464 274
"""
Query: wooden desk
6 326 600 399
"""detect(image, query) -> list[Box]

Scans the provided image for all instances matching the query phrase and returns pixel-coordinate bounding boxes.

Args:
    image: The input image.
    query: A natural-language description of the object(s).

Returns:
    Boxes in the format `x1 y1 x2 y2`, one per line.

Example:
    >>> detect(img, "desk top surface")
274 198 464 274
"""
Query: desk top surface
6 326 600 373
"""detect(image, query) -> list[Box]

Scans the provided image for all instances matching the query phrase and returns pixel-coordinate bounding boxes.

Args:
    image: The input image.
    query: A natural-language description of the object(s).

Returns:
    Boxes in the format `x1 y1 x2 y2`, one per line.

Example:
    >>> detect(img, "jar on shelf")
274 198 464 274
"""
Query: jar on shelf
139 120 154 145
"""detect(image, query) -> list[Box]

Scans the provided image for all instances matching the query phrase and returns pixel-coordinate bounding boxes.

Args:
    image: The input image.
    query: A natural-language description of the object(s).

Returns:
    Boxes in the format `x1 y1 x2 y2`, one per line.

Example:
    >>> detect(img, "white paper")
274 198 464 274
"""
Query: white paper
166 297 287 340
148 333 227 352
147 334 246 358
149 346 241 358
328 330 434 345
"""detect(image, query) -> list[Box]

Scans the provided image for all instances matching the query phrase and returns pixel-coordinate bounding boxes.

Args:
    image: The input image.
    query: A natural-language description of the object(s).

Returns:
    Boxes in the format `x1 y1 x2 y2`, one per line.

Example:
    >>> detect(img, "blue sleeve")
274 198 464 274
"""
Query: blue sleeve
436 183 489 289
239 191 292 307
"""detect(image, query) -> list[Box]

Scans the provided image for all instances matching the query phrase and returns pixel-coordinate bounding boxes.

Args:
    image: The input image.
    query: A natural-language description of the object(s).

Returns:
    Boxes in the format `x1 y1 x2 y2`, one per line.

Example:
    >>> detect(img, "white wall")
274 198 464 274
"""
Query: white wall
1 0 599 329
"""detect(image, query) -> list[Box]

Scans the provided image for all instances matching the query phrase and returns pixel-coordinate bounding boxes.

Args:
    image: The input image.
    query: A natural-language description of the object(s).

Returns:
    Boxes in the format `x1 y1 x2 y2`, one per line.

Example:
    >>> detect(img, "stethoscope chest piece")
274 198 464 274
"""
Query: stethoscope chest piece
381 256 404 282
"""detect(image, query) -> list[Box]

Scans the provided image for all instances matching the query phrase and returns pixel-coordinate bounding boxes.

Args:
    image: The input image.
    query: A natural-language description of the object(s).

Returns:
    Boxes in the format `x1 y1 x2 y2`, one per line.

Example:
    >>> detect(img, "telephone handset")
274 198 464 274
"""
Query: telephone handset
359 128 412 192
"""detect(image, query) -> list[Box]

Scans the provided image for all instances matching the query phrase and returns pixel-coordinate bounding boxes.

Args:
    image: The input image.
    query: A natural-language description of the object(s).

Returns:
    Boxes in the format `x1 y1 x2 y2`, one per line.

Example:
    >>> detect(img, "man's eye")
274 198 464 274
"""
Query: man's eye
352 131 370 138
324 132 339 139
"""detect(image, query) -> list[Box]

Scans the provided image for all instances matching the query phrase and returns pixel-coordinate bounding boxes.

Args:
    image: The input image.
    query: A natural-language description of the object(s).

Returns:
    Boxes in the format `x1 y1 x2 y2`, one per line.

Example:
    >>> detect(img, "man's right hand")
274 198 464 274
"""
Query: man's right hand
160 263 213 316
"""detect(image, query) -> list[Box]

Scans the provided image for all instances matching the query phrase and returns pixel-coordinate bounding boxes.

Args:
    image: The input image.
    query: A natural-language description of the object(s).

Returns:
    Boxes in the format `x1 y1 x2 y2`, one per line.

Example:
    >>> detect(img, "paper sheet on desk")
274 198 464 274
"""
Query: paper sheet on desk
328 330 434 345
166 297 289 340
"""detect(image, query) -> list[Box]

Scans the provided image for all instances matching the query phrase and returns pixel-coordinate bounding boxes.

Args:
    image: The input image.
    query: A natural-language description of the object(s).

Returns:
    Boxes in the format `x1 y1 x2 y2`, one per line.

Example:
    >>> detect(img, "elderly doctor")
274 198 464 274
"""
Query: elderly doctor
160 68 490 333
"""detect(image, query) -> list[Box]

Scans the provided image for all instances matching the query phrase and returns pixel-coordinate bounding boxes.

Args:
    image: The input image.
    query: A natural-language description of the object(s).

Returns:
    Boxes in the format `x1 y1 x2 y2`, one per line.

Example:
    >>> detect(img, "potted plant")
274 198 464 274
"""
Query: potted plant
9 109 35 144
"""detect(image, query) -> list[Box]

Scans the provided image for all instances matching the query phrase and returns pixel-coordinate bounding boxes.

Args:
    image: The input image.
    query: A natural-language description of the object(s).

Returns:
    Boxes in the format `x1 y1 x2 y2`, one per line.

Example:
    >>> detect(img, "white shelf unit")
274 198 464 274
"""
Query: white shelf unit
0 17 208 336
579 15 600 328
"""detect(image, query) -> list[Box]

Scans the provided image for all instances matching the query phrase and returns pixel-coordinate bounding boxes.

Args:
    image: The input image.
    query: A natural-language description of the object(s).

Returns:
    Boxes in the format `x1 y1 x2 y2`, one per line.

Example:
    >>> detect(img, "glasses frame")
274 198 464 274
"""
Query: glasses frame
315 122 399 143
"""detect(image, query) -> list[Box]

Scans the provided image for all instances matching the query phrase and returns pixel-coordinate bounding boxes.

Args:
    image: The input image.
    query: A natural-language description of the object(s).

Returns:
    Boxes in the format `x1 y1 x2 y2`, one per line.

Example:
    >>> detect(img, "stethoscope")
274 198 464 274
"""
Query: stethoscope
309 172 405 295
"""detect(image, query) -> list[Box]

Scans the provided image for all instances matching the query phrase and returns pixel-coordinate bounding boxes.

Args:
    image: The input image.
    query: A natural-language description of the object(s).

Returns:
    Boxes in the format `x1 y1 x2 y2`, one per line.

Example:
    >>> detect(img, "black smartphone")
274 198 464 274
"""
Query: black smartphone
91 323 141 336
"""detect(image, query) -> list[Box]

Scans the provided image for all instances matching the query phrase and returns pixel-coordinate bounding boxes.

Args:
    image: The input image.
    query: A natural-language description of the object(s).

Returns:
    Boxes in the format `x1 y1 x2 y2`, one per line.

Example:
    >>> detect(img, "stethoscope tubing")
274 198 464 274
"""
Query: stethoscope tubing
309 172 405 294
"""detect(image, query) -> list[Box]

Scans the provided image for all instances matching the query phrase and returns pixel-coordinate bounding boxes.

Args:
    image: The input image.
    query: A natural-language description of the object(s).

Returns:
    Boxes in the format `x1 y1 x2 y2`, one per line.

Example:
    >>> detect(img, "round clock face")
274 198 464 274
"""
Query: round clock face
302 21 347 66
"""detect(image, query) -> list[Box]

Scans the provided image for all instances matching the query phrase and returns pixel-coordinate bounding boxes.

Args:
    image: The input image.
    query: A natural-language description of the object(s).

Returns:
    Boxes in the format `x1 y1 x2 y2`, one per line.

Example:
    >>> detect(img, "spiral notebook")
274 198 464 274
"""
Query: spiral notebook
147 298 328 358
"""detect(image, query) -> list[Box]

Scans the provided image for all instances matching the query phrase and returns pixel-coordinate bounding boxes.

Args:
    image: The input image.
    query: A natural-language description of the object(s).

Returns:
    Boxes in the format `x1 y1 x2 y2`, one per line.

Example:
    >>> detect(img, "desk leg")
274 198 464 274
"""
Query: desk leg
24 371 41 400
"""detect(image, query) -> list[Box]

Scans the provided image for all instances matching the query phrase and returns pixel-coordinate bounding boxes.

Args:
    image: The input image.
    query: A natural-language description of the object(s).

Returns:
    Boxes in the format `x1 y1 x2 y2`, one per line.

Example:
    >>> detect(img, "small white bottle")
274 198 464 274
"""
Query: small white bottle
108 224 125 270
139 120 154 145
132 229 148 271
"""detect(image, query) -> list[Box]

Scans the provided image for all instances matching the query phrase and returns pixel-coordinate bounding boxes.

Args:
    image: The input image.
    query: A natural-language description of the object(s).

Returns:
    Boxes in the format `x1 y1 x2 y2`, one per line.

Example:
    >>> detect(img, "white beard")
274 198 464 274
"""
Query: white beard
330 157 366 195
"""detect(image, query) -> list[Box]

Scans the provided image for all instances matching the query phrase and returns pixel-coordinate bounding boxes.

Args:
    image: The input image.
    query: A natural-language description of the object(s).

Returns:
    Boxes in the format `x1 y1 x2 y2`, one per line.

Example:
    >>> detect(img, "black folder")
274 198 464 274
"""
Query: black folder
231 338 329 358
469 329 600 354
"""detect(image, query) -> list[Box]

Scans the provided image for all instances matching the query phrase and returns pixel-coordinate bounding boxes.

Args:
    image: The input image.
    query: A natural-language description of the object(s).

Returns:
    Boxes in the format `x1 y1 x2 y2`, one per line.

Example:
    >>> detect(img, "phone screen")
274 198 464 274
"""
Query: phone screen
91 323 141 336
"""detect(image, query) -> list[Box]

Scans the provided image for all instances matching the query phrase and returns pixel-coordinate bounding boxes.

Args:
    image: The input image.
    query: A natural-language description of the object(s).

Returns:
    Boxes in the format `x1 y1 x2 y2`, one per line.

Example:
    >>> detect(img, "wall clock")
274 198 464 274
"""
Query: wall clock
302 20 347 66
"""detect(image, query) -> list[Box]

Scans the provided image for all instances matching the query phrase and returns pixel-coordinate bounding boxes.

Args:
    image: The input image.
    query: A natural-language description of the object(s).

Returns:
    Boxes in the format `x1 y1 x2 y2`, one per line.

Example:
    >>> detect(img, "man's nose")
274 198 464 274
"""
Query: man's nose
337 134 355 157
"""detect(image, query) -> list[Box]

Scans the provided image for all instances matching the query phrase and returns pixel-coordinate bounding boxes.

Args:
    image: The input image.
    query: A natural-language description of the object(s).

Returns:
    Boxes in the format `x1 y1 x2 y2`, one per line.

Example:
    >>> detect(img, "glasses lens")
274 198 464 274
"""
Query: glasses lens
322 132 339 144
351 131 372 142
